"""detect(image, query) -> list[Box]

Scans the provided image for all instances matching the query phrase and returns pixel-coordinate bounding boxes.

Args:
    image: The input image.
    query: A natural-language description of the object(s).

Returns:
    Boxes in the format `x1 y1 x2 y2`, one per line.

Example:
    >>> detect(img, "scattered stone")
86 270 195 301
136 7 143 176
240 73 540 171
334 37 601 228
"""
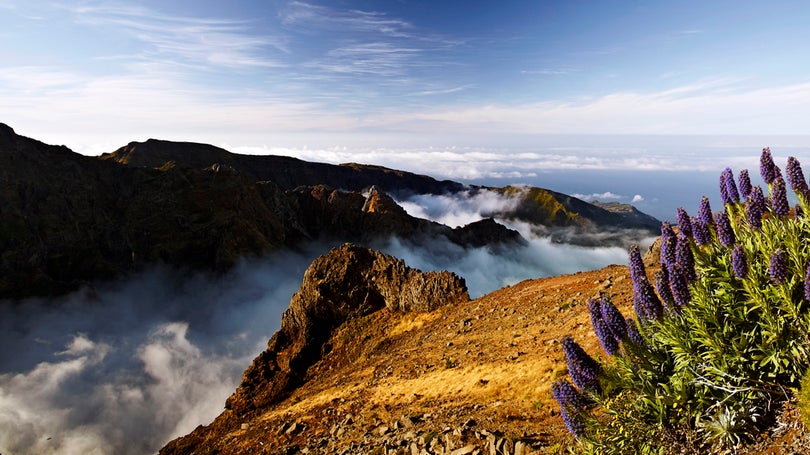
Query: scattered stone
451 445 476 455
285 422 303 435
400 415 415 428
240 423 249 430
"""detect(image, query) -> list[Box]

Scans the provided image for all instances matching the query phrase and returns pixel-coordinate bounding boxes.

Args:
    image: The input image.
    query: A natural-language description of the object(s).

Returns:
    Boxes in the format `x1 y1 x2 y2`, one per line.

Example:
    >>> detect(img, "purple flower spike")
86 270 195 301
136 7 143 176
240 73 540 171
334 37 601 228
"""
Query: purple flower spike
715 210 736 248
675 233 697 284
660 222 677 270
600 296 628 343
732 244 748 279
634 278 664 321
629 244 647 286
593 313 619 356
698 196 715 228
561 336 601 393
552 379 587 437
677 208 693 239
588 298 618 356
692 216 711 246
625 317 647 348
738 169 753 200
746 186 766 230
719 172 731 205
769 249 788 284
655 268 675 306
786 157 810 200
761 147 778 184
804 266 810 302
722 168 740 204
669 263 691 309
771 176 790 217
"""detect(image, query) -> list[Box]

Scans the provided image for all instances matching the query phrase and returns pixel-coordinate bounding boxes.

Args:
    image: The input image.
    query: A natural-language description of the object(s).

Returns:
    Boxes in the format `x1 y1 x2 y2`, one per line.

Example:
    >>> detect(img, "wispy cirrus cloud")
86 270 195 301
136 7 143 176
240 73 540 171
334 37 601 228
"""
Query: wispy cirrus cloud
281 1 415 37
67 3 288 69
281 1 462 90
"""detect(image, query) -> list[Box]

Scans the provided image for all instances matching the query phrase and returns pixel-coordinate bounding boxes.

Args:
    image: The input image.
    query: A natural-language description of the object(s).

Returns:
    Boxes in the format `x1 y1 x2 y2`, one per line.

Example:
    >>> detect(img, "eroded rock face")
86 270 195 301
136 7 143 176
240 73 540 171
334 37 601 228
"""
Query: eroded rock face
224 243 469 415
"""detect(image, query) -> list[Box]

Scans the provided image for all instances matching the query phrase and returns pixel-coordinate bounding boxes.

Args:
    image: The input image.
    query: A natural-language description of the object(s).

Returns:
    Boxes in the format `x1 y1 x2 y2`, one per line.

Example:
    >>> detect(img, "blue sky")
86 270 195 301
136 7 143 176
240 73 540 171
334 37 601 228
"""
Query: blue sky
2 1 810 177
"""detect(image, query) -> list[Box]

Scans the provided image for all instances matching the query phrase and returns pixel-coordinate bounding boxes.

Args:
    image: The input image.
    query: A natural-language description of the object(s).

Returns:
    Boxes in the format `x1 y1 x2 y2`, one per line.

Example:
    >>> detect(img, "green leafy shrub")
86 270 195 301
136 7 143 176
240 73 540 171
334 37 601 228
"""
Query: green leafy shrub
552 148 810 453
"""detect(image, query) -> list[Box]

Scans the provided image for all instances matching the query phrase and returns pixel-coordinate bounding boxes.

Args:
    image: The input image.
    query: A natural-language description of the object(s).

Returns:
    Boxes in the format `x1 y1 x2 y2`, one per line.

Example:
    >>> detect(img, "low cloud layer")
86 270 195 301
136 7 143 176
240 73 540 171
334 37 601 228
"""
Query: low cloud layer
0 191 655 455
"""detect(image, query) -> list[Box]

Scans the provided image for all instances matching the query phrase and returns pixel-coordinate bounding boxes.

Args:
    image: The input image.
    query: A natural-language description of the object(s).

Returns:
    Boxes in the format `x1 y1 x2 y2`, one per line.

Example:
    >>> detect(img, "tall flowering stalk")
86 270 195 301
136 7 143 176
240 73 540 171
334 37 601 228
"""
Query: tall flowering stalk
677 208 693 239
600 296 628 344
589 298 619 356
668 263 691 309
561 336 601 394
660 223 677 271
698 196 715 228
720 168 741 205
738 169 753 200
771 177 790 217
731 244 748 279
692 217 711 246
655 268 675 308
786 157 810 201
552 379 588 437
715 210 736 248
746 186 766 230
675 233 697 284
761 147 778 184
629 244 647 285
769 249 788 284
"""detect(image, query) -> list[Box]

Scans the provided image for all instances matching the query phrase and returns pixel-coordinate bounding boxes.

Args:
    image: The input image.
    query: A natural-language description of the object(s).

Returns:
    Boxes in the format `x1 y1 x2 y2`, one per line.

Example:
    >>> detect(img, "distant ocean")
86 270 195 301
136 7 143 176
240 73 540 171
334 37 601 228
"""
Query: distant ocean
469 170 725 222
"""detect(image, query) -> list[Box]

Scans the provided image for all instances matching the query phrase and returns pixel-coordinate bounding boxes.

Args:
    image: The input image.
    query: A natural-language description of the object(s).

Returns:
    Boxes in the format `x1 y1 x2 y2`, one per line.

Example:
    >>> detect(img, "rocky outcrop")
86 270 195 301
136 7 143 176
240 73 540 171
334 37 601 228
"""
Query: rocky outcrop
226 244 469 414
161 244 469 454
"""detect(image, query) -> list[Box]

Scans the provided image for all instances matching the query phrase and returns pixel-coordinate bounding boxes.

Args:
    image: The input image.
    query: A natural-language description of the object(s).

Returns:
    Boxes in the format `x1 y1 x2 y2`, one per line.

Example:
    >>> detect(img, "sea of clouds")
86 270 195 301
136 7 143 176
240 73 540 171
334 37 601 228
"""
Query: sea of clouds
1 188 653 455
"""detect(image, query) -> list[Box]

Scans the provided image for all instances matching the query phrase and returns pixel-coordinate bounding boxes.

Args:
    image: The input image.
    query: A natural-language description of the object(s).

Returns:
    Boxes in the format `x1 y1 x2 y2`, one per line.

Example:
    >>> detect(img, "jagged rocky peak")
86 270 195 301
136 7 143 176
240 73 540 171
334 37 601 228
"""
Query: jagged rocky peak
224 243 469 414
362 185 407 216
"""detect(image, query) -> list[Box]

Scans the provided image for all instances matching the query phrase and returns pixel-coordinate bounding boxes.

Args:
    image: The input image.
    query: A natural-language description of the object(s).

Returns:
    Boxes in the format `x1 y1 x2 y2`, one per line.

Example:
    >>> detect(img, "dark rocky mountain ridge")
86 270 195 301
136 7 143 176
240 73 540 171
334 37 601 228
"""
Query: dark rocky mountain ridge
0 123 657 299
104 137 660 233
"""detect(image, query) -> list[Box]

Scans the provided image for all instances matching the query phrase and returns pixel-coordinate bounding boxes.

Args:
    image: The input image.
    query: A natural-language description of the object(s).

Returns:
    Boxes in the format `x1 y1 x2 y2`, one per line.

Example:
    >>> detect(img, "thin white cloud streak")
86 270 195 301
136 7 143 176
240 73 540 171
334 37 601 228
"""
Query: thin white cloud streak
281 1 415 38
68 4 287 69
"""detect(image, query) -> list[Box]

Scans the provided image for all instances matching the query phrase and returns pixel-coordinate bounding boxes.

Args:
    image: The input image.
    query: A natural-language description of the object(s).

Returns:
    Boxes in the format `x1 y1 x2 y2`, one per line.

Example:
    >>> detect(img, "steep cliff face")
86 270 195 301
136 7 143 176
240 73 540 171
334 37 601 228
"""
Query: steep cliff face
161 244 470 454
